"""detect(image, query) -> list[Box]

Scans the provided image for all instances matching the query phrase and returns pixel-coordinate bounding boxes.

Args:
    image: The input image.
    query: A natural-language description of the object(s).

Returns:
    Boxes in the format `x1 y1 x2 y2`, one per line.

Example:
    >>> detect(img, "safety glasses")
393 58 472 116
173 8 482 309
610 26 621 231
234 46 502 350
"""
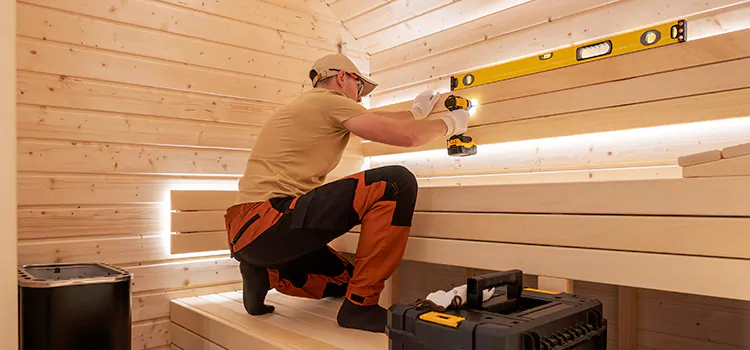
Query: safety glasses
330 69 364 96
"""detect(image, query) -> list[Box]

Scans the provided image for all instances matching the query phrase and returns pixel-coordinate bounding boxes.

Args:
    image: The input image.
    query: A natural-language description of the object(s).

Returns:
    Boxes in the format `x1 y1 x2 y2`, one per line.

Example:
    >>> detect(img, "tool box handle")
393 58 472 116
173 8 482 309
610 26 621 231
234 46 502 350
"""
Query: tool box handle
466 269 523 310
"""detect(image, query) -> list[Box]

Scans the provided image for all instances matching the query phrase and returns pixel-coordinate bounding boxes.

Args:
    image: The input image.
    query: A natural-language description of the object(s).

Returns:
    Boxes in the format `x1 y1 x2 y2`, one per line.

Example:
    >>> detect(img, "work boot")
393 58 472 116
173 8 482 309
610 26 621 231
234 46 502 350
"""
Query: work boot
239 262 275 315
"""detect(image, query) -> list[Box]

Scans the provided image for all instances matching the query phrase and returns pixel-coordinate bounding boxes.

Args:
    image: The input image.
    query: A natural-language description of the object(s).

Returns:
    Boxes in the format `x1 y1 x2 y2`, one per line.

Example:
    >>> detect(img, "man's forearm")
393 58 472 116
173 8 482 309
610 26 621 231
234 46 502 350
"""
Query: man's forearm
372 110 415 121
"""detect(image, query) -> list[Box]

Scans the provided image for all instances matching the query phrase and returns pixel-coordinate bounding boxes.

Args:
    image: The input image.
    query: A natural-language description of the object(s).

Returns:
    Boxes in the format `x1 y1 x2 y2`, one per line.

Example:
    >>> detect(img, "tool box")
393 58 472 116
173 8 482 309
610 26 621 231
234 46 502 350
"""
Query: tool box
386 270 608 350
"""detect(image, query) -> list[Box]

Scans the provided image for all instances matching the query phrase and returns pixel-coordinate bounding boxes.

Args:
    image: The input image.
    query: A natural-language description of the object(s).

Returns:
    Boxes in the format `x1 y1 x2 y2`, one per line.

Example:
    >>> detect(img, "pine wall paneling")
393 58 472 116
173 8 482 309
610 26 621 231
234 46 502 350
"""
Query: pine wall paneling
15 0 367 349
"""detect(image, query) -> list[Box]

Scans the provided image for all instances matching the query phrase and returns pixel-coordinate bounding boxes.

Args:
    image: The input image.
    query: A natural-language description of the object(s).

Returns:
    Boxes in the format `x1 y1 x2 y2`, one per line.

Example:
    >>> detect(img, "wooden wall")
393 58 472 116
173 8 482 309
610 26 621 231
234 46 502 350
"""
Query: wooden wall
15 1 367 349
2 0 18 347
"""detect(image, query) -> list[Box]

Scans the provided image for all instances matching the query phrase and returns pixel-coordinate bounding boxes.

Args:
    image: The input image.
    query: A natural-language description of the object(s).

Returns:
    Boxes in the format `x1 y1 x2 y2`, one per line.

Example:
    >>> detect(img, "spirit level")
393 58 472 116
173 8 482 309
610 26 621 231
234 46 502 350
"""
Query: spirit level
451 19 687 91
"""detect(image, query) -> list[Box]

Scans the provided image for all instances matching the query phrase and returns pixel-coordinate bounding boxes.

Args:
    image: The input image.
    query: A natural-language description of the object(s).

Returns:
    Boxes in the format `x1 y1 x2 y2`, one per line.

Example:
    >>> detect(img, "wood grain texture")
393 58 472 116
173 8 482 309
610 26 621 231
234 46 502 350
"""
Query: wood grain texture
128 257 240 293
16 3 313 84
171 322 227 350
365 88 750 156
18 234 169 265
171 191 237 211
722 142 750 159
331 233 750 301
344 0 453 39
17 37 307 103
171 232 228 254
18 139 250 175
326 0 391 21
678 150 724 167
17 105 261 150
171 211 225 233
17 205 162 239
370 0 750 92
133 318 170 350
618 286 638 350
17 71 278 126
19 0 343 61
682 154 750 178
133 283 242 322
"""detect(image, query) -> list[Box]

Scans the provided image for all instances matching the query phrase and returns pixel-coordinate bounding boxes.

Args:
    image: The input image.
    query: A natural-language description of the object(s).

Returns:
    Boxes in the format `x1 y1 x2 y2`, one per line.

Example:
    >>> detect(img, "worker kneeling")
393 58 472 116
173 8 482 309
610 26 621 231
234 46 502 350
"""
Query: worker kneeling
224 54 470 333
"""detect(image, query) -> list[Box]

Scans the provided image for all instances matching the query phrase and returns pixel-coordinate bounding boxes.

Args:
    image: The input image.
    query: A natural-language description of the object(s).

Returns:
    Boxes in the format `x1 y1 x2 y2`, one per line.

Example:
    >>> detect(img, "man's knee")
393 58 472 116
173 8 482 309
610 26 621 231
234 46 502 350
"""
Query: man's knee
366 165 417 198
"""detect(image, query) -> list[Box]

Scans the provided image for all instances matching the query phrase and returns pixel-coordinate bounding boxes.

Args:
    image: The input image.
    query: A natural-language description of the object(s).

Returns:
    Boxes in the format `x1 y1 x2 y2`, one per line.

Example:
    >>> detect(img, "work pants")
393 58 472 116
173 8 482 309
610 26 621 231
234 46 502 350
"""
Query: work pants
224 165 418 306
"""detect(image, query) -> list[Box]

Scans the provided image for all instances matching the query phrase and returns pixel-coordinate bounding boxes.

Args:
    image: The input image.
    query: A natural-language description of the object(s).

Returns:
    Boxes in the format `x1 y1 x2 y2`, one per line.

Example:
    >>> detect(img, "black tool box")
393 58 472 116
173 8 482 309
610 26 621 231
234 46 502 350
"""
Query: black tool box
387 270 607 350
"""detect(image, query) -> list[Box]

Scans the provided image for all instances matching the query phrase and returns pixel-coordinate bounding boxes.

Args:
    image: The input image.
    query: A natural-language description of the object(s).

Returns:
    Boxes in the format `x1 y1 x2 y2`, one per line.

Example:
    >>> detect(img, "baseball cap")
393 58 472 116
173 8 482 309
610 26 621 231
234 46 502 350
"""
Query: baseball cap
309 54 378 97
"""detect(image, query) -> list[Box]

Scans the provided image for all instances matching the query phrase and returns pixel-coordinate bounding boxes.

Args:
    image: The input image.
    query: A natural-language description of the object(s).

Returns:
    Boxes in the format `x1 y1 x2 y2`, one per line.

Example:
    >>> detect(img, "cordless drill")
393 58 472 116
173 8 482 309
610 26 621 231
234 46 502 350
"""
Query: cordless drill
444 95 477 157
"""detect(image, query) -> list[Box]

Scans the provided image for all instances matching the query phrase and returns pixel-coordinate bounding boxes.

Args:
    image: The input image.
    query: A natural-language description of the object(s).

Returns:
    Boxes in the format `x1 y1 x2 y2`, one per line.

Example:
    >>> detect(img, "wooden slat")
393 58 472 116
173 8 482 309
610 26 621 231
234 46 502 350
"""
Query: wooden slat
219 292 387 349
344 0 452 39
171 211 225 233
17 105 261 150
17 71 278 126
365 88 750 156
574 281 619 350
171 191 237 211
637 330 745 350
618 286 638 350
371 0 612 71
133 283 242 322
678 150 724 167
16 3 312 84
370 114 750 178
18 173 238 206
17 37 306 103
722 142 750 158
327 0 391 21
17 205 161 240
414 177 750 216
171 232 228 255
260 0 342 22
330 233 750 301
170 322 228 350
408 212 750 259
132 318 170 350
369 0 749 92
19 0 341 61
682 154 750 178
638 299 750 348
128 257 239 293
18 234 168 265
18 139 249 175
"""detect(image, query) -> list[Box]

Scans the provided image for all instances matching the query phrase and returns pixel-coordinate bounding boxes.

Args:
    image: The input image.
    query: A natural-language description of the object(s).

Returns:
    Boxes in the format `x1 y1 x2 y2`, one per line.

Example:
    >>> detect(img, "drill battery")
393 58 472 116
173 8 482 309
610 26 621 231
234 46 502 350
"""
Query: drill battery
386 270 608 350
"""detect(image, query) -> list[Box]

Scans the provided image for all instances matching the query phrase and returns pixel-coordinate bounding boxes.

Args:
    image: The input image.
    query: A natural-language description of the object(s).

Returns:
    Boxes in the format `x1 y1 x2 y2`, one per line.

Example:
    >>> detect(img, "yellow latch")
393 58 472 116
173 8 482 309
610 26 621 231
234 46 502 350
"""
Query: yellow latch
524 288 560 295
419 311 466 328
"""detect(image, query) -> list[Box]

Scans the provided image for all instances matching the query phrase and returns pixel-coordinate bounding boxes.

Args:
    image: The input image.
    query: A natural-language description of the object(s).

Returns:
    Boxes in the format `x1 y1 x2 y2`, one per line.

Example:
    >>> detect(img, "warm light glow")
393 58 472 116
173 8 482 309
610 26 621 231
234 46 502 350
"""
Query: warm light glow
469 99 479 116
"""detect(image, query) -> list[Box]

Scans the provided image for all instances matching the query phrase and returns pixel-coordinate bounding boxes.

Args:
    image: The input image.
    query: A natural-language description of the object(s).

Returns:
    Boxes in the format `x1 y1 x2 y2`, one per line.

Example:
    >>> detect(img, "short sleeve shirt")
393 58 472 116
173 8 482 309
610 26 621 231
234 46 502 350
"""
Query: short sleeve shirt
235 88 367 204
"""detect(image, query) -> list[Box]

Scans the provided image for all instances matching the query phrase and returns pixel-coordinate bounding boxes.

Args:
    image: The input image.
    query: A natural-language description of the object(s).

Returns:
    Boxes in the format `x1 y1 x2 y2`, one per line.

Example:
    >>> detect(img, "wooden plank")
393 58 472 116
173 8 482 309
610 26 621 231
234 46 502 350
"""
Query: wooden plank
18 139 250 175
171 232 229 255
18 173 239 206
170 322 228 350
19 0 341 61
414 177 750 216
638 289 750 312
365 88 750 157
409 212 750 259
17 205 162 240
618 286 638 350
327 0 392 21
682 154 750 177
17 71 278 126
171 211 225 233
170 299 286 350
638 299 750 348
370 113 750 178
17 37 306 103
18 234 168 265
17 105 261 150
16 3 312 84
259 0 342 22
722 142 750 158
344 0 453 39
132 318 170 350
678 150 724 167
372 0 613 71
537 277 573 293
574 281 619 350
128 257 240 293
133 283 242 322
330 233 750 301
171 191 237 211
369 4 750 105
219 292 387 349
369 0 750 92
637 330 746 350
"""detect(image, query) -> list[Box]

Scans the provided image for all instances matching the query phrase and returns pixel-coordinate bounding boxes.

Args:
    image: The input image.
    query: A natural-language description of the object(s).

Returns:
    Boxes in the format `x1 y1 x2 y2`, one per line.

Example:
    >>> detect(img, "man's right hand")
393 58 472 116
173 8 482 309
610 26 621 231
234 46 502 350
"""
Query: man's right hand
439 109 470 136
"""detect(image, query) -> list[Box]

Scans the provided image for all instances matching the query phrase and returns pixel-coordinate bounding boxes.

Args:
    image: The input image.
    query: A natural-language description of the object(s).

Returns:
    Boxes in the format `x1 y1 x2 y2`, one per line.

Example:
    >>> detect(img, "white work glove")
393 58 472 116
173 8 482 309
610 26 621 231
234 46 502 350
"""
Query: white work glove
409 90 440 120
439 109 470 137
425 284 495 310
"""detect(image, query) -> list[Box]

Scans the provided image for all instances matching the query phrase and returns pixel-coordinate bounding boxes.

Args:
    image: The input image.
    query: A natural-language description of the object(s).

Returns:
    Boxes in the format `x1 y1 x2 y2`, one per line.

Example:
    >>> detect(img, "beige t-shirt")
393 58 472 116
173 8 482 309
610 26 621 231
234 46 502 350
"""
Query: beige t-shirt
235 88 368 205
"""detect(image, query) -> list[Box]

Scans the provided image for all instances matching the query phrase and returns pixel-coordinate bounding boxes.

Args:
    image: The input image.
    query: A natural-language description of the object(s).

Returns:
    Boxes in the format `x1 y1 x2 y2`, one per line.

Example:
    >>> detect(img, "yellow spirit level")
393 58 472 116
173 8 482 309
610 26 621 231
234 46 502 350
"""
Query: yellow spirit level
451 19 687 91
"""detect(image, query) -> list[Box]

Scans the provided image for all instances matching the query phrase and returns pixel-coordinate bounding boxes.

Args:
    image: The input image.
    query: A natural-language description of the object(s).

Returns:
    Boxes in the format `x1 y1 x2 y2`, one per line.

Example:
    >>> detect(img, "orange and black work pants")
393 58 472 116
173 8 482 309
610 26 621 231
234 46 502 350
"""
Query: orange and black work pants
224 165 418 306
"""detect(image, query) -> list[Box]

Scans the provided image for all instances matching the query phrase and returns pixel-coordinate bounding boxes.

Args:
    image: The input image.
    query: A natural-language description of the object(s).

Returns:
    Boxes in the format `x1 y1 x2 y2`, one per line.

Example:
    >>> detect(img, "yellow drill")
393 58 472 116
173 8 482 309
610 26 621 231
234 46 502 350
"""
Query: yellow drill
444 95 477 157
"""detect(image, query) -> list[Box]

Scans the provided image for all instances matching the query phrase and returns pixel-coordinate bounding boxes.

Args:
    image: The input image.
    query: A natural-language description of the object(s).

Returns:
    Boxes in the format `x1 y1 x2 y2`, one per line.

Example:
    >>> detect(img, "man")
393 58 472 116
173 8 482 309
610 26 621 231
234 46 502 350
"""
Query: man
224 53 470 333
